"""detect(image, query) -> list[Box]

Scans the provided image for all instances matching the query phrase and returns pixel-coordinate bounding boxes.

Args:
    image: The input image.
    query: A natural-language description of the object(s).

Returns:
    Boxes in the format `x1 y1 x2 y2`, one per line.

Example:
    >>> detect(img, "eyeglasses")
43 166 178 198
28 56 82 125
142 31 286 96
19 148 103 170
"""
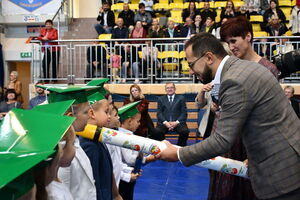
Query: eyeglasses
188 52 207 69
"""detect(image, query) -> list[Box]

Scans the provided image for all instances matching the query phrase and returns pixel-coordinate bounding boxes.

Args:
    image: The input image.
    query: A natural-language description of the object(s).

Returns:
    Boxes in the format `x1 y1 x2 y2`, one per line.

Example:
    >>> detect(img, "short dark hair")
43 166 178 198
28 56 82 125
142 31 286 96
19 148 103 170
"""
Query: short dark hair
185 32 228 59
220 16 253 43
45 19 53 25
5 89 17 101
139 3 145 9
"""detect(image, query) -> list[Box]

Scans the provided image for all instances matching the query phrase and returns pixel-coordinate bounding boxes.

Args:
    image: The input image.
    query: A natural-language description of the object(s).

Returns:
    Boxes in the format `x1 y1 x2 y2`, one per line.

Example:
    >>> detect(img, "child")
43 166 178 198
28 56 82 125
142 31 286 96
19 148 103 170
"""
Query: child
111 50 122 83
36 85 101 200
106 105 140 188
79 97 122 200
46 126 76 200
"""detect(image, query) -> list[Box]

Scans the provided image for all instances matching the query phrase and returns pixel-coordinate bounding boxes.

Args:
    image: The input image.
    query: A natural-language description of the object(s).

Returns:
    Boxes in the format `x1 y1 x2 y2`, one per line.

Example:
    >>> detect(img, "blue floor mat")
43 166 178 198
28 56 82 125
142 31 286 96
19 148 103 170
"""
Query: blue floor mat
134 160 209 200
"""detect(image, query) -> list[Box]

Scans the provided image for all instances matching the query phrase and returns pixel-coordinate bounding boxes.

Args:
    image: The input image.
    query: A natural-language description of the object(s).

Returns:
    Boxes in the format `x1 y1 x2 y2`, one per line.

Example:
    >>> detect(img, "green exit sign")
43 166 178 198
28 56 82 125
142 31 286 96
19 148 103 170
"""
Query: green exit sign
20 52 32 58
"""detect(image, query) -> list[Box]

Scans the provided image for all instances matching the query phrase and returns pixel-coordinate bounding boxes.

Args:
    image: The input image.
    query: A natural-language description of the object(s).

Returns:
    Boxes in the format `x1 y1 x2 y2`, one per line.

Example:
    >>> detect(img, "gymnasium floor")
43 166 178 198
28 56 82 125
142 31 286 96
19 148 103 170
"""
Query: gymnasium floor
134 140 209 200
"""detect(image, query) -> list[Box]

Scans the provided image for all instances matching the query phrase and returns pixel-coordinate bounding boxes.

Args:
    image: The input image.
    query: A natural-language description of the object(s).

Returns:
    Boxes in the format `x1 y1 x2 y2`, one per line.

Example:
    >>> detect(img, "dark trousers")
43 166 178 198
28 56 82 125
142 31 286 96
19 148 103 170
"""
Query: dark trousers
86 64 107 78
153 122 189 146
119 180 136 200
42 48 60 79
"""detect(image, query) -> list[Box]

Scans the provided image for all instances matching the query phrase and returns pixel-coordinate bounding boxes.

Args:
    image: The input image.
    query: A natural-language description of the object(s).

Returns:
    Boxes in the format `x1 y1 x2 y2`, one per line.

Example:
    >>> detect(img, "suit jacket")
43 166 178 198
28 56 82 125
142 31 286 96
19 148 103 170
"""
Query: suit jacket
58 138 97 200
97 10 115 27
180 25 196 37
80 137 113 200
157 94 187 124
291 98 300 118
179 56 300 199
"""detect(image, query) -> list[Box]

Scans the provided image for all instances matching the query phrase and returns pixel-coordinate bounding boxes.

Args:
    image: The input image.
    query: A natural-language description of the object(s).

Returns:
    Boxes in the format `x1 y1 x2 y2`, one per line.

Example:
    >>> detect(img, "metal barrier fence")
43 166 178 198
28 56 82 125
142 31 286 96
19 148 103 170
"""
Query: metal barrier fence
31 37 300 84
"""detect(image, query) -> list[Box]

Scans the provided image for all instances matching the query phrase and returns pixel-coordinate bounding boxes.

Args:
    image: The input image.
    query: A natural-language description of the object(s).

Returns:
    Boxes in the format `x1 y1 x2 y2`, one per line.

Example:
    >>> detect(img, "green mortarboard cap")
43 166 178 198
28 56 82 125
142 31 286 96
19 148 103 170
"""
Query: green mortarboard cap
86 78 109 98
0 108 75 191
37 85 101 104
86 78 109 87
86 88 106 105
118 101 141 122
32 100 75 115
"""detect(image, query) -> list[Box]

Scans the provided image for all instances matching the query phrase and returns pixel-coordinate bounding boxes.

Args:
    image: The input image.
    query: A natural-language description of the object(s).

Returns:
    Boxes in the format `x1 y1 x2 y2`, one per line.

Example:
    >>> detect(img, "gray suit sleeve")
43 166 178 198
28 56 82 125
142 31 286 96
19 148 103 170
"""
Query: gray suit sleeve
179 79 252 166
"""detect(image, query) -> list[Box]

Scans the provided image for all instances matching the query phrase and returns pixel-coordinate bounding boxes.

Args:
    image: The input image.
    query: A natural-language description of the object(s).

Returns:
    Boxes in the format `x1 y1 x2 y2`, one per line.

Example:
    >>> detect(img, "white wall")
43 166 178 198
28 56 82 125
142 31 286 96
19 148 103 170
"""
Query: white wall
73 0 101 18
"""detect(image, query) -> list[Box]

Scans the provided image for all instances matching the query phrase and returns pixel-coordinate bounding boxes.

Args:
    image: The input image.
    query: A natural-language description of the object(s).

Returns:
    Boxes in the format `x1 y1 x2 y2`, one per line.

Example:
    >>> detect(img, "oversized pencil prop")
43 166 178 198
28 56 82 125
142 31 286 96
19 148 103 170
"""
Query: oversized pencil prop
76 125 248 178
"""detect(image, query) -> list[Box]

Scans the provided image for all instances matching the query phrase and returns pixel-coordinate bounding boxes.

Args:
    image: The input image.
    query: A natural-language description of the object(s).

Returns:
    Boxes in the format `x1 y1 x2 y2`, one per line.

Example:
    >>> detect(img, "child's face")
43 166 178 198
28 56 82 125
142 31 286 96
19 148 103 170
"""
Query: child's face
92 100 110 128
107 109 120 129
129 113 141 132
59 126 76 167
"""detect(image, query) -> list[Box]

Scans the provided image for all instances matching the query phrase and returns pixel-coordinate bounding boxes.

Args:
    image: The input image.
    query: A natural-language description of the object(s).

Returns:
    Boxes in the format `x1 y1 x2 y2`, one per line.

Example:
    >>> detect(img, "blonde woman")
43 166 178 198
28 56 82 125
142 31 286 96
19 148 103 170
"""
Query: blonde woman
123 84 151 137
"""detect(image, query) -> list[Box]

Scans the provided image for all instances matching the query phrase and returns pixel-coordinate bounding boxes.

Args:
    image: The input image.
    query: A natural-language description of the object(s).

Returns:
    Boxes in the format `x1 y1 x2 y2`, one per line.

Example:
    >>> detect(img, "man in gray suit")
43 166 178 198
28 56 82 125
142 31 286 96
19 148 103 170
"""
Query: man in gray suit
153 82 190 146
157 33 300 200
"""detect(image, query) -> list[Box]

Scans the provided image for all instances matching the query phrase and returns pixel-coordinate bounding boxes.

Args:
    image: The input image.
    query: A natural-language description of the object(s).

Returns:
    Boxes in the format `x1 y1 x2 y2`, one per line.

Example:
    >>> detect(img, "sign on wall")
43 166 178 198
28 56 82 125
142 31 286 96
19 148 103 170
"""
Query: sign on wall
2 0 62 16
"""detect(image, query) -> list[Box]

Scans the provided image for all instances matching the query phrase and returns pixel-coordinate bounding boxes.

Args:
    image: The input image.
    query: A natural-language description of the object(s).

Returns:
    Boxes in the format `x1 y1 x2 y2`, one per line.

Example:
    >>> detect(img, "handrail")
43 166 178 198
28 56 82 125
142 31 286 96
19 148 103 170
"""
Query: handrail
52 0 67 21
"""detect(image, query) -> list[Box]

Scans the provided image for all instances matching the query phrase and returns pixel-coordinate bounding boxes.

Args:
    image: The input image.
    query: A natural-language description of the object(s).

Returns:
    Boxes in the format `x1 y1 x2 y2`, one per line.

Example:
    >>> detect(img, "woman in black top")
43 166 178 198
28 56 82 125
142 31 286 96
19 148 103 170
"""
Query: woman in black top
182 2 200 22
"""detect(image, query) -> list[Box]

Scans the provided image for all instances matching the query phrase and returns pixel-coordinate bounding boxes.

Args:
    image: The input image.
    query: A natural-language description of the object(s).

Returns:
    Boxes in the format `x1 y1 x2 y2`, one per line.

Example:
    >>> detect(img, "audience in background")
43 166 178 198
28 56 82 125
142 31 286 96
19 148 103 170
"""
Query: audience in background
140 0 154 17
180 17 196 38
220 0 237 22
112 18 129 40
29 81 46 109
118 3 135 30
262 0 286 31
203 17 216 34
95 2 115 35
134 3 152 29
290 0 300 37
123 84 151 137
130 21 147 43
182 2 200 22
0 89 22 119
194 14 205 34
284 85 300 118
5 70 23 103
86 42 107 78
200 2 217 22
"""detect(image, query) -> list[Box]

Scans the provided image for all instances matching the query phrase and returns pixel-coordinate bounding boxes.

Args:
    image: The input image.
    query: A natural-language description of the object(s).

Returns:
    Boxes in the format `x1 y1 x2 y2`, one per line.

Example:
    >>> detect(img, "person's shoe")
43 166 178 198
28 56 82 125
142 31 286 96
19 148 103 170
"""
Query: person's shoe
121 79 126 83
134 78 140 84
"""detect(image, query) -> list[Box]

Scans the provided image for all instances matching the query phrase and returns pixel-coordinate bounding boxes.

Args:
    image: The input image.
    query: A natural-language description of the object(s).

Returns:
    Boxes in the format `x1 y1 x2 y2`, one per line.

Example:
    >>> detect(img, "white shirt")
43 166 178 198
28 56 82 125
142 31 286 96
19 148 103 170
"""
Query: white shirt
168 94 175 103
46 181 74 200
103 12 108 26
58 138 97 200
290 6 300 34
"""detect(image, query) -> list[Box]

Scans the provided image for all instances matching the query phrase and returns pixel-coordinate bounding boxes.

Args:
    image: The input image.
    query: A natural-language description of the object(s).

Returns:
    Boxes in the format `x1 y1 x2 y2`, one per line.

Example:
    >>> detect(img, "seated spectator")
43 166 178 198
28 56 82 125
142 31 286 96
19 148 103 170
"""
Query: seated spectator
220 0 237 22
0 89 22 119
164 20 181 51
203 17 217 34
180 17 196 38
148 18 164 48
164 20 180 38
263 0 286 31
284 85 300 118
118 3 135 30
289 1 300 37
5 71 23 103
265 14 288 37
130 21 147 43
140 0 154 17
29 81 46 109
112 18 129 40
260 0 271 13
120 44 140 83
182 2 200 22
200 2 217 22
86 42 107 78
244 0 261 15
95 2 115 35
194 14 205 34
152 82 189 146
140 40 161 83
134 3 152 29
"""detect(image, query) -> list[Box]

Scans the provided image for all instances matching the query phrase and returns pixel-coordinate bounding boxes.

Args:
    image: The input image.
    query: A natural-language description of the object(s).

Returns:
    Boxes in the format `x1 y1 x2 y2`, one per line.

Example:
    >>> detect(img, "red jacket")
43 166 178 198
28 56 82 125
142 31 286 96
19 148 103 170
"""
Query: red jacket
37 28 59 52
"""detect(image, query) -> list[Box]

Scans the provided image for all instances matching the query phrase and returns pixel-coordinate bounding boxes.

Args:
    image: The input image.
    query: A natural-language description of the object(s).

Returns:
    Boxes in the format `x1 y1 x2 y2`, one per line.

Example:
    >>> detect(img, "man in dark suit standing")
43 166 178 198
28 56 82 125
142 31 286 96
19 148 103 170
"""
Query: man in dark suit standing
157 33 300 200
154 82 189 146
95 2 115 35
